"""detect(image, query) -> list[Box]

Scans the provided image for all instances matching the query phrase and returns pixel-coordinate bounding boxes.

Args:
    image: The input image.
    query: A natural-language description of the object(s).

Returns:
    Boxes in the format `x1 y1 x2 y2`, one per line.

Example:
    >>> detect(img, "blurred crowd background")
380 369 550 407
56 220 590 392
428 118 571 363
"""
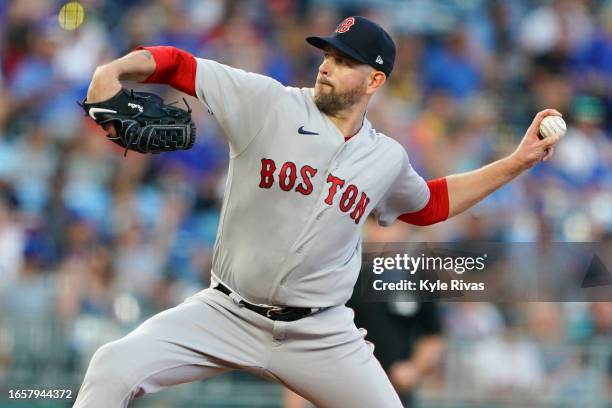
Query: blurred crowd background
0 0 610 406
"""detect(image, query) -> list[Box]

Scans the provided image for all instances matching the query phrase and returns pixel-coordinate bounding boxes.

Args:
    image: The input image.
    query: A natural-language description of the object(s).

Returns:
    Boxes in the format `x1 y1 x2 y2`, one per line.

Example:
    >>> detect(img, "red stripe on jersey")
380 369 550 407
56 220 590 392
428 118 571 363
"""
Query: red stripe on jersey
398 177 449 226
135 46 196 96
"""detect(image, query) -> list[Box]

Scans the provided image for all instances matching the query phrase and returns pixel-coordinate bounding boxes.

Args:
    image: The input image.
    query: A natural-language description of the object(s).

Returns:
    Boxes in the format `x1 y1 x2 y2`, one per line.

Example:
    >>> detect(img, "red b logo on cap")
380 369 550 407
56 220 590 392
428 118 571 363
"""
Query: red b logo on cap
335 17 355 34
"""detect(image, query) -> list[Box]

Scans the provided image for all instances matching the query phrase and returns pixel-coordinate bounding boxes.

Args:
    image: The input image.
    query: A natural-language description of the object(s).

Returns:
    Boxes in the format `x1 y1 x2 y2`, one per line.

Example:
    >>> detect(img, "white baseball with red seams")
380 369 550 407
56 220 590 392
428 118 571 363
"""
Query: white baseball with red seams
539 115 566 139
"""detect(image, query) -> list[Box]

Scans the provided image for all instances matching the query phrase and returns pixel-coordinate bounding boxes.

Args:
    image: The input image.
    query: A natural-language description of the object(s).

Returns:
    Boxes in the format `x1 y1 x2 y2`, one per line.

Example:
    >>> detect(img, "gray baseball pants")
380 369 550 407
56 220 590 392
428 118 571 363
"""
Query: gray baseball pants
73 287 402 407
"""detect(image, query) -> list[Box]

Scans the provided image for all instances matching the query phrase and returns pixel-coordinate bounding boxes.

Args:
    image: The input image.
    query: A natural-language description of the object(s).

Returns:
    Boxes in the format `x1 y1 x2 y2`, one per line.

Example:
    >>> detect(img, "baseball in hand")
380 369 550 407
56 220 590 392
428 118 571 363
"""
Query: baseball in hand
538 115 566 139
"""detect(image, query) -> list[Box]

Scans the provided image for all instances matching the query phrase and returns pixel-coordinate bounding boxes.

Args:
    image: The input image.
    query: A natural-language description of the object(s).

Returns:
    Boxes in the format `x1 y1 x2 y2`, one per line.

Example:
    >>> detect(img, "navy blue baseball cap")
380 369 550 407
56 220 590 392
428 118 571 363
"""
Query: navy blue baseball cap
306 16 396 77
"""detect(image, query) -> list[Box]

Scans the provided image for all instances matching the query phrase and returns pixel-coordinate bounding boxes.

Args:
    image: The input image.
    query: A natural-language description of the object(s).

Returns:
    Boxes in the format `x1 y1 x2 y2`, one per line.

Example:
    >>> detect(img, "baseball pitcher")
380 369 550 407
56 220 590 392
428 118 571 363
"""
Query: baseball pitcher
74 16 561 407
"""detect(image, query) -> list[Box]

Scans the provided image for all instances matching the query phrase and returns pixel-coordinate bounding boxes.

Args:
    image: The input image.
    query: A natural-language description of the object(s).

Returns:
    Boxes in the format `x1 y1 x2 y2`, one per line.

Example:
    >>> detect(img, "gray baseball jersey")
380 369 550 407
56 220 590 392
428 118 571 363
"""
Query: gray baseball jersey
195 58 430 307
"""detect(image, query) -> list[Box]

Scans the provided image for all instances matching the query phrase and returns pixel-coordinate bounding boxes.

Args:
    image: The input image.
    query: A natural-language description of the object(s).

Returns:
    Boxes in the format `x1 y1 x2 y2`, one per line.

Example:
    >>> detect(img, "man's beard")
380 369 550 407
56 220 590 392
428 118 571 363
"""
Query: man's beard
314 81 366 116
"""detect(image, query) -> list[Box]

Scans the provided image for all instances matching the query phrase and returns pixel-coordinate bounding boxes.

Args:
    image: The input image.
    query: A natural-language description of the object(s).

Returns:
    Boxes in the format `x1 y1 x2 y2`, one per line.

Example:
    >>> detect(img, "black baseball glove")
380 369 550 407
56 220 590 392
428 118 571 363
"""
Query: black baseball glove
79 88 196 156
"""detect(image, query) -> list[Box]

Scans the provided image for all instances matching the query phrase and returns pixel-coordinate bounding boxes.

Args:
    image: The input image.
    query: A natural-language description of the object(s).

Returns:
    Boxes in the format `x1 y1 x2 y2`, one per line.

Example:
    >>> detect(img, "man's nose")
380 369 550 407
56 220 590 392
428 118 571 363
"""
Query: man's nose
319 59 331 77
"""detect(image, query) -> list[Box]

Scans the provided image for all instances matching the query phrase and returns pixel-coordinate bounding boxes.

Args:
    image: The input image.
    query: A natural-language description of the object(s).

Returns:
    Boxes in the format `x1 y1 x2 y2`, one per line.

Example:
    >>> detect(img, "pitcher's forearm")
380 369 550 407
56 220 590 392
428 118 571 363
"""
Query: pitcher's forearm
447 155 525 218
87 50 156 103
105 50 156 82
446 109 563 218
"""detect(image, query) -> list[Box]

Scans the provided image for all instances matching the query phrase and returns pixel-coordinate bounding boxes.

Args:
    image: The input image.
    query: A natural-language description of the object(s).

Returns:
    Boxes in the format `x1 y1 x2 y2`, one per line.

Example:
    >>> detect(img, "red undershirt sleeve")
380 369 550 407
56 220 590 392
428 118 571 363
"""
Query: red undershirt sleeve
398 177 449 226
135 46 196 97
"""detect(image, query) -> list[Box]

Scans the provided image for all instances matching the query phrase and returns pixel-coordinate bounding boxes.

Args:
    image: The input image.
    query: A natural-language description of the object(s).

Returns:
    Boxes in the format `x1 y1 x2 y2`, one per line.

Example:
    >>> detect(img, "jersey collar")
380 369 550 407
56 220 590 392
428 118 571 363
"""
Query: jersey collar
308 88 372 144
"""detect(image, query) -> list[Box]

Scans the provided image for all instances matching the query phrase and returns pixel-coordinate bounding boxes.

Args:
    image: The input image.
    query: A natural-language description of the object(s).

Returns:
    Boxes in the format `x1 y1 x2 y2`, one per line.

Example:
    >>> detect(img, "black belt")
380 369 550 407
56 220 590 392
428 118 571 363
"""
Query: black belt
215 283 316 322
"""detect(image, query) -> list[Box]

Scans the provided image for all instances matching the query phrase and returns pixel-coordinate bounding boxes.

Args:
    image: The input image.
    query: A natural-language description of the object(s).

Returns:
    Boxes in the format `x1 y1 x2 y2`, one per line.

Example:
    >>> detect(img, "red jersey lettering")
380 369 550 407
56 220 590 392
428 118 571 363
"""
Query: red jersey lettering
279 161 298 191
339 184 358 212
259 158 276 189
350 192 370 224
324 174 345 205
296 165 317 195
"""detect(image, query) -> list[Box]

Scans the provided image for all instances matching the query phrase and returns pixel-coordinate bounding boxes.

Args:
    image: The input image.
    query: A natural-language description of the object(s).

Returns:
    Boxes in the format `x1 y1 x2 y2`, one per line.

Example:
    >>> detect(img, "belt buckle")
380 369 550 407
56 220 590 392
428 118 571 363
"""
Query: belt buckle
266 306 287 318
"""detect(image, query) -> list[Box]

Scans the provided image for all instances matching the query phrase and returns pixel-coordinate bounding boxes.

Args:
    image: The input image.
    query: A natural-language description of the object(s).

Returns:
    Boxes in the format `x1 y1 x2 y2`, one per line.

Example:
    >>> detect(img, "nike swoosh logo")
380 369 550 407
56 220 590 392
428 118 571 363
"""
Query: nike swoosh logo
298 126 319 135
89 107 118 120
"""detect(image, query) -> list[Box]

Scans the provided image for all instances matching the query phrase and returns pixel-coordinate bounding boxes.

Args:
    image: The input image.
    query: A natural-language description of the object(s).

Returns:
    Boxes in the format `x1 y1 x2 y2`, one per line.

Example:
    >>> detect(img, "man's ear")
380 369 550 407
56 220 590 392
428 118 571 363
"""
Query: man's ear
366 71 386 94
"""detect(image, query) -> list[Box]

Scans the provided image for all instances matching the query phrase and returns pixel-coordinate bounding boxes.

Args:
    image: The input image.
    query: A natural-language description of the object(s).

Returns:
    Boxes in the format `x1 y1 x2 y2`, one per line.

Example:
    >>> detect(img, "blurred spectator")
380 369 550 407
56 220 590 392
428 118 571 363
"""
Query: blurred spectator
552 95 609 187
443 303 505 341
0 188 23 288
571 3 612 98
467 329 546 402
56 243 115 322
588 302 612 340
519 0 592 65
423 26 482 100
